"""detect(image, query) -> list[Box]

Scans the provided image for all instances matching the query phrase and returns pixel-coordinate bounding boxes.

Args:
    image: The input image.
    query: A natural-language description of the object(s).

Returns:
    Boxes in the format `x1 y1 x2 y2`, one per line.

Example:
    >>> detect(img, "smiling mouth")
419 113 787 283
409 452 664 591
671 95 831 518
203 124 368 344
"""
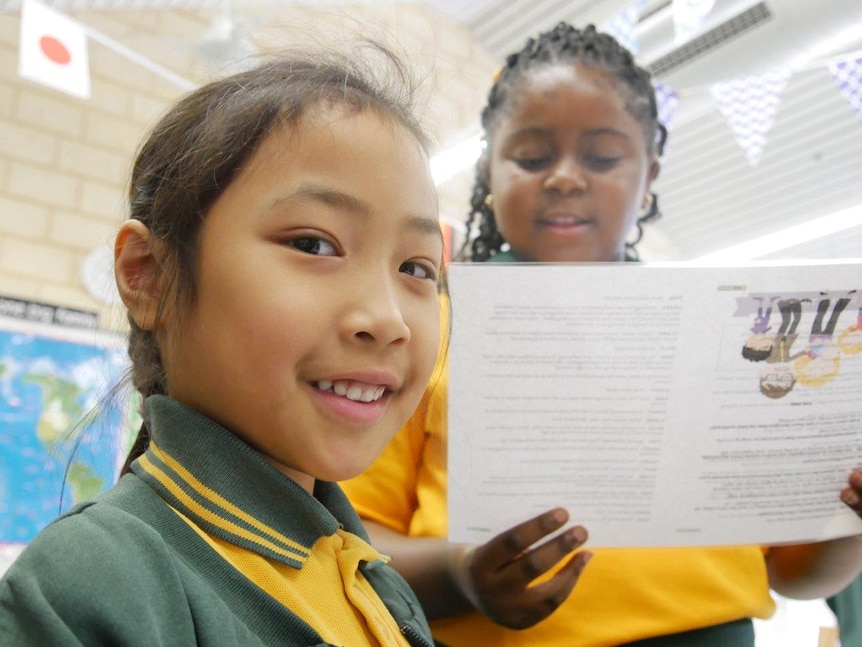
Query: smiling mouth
539 215 591 227
313 379 387 403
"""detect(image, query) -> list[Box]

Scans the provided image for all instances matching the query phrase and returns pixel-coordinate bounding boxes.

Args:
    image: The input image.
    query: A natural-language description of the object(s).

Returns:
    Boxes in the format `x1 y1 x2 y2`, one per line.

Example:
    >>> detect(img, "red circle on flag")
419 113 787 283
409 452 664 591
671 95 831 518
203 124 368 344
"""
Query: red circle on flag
39 36 71 65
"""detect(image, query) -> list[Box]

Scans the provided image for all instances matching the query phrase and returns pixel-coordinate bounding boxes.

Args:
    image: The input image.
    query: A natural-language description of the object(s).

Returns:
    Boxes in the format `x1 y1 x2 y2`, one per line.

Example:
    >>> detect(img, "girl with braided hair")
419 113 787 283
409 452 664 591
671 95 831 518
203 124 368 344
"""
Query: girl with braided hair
459 22 664 264
343 22 862 646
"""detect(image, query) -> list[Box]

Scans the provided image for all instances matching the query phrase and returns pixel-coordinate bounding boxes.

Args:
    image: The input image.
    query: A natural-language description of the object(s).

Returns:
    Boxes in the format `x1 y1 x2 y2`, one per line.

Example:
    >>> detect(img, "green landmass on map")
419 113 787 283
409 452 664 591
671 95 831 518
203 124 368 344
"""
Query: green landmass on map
22 371 111 504
24 373 84 446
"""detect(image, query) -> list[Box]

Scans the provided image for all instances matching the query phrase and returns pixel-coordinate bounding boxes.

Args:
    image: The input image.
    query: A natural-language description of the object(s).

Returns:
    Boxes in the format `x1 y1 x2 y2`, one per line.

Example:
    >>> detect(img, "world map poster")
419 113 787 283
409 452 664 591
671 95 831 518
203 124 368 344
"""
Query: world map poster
0 314 135 553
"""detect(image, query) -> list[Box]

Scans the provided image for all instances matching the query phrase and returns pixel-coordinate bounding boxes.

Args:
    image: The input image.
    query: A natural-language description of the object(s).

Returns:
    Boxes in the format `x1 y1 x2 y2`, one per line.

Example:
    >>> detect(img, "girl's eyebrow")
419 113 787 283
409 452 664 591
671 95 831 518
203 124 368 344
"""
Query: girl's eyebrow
505 126 631 141
504 126 553 141
270 182 442 238
274 183 371 216
406 214 447 243
581 127 630 139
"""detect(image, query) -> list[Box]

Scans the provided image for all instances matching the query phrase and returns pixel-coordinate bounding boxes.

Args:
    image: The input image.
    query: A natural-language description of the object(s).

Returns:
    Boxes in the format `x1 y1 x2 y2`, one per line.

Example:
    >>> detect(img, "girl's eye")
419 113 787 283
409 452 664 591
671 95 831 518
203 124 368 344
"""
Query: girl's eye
583 155 622 171
399 261 437 282
514 156 552 171
290 236 337 256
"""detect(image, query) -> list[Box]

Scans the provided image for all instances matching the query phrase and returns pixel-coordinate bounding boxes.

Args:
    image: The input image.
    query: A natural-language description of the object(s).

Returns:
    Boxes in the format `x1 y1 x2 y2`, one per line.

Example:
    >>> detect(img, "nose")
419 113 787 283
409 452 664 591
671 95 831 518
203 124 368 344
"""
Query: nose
543 157 587 196
342 271 411 347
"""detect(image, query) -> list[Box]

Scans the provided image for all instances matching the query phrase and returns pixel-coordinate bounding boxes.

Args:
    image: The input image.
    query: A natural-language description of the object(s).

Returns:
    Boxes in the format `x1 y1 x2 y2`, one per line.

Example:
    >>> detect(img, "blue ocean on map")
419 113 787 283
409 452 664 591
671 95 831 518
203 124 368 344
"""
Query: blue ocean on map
0 329 131 543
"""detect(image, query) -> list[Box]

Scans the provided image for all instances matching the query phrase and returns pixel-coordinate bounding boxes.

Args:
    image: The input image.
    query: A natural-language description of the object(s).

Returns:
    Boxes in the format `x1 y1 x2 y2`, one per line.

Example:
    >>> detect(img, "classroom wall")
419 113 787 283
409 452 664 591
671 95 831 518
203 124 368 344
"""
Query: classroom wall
0 4 495 331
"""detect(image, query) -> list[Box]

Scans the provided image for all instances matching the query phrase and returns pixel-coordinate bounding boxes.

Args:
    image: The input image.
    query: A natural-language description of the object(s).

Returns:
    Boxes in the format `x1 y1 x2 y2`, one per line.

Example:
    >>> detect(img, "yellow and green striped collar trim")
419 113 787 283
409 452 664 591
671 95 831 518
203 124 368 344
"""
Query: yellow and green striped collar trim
136 443 311 567
132 395 363 570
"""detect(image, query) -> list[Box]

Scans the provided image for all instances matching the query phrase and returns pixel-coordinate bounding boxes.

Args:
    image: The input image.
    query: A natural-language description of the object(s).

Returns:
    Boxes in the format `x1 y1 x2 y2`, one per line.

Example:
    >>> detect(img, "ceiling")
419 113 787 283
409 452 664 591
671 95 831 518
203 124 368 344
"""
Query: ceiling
5 0 862 261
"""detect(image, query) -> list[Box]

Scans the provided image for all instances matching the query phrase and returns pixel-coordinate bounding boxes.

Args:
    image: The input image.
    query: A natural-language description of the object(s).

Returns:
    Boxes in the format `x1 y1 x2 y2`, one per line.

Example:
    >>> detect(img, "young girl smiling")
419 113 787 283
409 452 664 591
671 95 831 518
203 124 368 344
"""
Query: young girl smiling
0 47 442 647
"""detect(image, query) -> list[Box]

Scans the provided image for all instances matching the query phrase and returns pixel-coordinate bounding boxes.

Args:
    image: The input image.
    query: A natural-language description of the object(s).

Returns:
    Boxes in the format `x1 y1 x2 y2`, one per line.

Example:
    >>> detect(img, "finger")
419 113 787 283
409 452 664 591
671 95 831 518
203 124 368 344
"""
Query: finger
841 486 861 512
477 508 571 570
500 524 588 584
503 551 593 630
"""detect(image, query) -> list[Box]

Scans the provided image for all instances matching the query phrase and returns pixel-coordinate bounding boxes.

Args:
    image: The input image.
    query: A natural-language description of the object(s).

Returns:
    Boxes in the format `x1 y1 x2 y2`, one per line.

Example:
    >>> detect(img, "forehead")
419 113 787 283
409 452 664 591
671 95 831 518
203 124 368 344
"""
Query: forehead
266 103 417 153
213 104 438 227
249 104 433 188
494 63 640 134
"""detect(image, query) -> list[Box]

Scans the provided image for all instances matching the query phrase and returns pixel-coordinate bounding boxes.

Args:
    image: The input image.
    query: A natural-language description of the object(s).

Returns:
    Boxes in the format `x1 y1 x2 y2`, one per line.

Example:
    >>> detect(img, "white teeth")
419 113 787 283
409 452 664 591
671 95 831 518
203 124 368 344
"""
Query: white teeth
359 388 384 402
316 379 386 403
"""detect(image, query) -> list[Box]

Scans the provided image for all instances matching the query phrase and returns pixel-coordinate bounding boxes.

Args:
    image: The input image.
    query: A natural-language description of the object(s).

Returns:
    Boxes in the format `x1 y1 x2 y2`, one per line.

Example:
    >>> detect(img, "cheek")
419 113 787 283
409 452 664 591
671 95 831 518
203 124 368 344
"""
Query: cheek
492 164 532 202
601 176 644 221
413 304 442 377
495 182 536 233
620 167 650 205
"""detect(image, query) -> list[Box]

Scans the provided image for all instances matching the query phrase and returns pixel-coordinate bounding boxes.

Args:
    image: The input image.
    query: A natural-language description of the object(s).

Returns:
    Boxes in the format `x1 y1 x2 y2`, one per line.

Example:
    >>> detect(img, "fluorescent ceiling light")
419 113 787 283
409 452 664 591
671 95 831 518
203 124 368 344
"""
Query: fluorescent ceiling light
431 132 482 185
787 23 862 70
694 203 862 263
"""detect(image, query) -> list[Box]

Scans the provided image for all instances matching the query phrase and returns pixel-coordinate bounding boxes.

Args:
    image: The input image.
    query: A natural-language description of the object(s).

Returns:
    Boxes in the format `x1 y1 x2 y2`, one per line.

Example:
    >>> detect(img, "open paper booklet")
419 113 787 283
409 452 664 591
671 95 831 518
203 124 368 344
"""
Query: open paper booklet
447 261 862 548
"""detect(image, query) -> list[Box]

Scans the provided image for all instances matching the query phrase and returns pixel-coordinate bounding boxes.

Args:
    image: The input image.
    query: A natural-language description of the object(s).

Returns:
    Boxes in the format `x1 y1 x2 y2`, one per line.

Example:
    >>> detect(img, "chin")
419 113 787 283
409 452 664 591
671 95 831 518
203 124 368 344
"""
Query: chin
315 435 396 483
318 459 375 484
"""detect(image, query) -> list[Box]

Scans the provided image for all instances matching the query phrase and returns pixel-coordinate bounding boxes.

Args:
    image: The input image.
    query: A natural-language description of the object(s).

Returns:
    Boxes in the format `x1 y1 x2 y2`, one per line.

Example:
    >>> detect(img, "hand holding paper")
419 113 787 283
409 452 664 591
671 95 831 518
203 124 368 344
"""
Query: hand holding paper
451 508 590 630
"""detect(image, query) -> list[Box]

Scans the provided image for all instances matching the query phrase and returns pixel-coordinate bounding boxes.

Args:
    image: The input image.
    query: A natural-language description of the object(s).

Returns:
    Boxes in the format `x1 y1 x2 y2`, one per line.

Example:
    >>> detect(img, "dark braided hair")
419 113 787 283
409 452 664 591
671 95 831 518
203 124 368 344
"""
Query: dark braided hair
459 22 668 262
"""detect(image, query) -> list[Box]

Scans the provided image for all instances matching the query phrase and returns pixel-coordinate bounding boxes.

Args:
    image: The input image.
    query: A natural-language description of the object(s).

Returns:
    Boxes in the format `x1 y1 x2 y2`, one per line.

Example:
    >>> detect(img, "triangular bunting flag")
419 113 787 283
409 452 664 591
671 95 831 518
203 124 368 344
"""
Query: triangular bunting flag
654 82 680 129
829 55 862 124
18 0 90 99
653 81 679 160
710 70 791 166
602 0 646 55
673 0 716 45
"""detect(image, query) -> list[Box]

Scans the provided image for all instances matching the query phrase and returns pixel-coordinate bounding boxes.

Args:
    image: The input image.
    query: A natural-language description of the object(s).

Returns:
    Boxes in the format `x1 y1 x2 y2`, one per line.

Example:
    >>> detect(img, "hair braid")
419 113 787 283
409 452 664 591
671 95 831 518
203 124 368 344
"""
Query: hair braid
118 318 167 475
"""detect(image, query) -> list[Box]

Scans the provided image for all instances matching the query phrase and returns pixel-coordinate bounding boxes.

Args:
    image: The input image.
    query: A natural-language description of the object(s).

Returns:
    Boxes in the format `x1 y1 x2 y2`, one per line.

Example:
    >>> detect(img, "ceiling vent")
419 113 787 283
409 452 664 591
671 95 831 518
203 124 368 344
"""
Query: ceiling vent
647 1 773 76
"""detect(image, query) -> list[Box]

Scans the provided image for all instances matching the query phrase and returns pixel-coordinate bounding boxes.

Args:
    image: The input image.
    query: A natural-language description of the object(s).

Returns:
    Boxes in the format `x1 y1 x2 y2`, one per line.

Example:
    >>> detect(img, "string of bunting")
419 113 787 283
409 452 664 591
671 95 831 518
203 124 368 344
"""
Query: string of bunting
16 0 862 169
601 0 862 167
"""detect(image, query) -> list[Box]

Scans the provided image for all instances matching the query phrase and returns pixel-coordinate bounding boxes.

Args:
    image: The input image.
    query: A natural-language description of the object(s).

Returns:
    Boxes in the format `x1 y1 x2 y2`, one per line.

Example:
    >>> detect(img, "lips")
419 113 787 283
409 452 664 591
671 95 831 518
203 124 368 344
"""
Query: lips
537 213 592 227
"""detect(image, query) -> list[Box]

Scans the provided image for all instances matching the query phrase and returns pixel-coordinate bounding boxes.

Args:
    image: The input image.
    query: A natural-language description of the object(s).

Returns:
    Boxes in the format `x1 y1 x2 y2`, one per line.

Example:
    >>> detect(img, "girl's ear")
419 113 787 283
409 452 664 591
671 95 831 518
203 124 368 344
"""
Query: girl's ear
114 219 164 331
648 157 661 185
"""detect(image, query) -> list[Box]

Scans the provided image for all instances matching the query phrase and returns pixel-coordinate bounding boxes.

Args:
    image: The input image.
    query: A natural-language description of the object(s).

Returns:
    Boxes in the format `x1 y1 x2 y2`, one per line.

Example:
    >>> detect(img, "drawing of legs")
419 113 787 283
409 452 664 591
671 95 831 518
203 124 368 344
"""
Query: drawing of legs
794 295 849 387
777 299 803 336
742 297 778 362
750 296 777 334
811 296 851 337
772 298 808 362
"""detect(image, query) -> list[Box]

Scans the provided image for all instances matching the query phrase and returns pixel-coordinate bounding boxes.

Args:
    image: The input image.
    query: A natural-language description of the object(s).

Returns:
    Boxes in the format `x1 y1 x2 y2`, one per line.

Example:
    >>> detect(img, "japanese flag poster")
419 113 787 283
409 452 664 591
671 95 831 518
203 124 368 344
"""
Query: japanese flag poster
18 0 91 99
